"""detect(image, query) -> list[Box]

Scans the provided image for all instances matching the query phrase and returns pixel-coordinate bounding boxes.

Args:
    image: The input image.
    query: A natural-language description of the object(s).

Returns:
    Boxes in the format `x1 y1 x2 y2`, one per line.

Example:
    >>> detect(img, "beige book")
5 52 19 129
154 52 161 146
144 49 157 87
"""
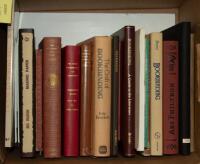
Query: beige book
90 36 111 157
150 33 163 156
190 34 195 152
21 31 34 155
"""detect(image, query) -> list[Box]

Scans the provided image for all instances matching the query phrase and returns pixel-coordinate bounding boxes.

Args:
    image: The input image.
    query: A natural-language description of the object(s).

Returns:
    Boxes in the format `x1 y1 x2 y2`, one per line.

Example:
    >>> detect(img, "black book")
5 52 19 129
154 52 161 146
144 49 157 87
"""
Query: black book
111 36 119 156
0 24 8 163
19 29 36 157
162 22 191 155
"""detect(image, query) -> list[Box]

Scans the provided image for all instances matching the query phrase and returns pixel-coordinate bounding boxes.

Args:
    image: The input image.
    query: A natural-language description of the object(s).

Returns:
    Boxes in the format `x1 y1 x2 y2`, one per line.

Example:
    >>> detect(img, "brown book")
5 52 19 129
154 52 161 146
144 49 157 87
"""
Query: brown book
112 26 135 157
36 49 43 152
79 36 111 157
19 29 35 157
42 37 61 158
80 44 92 156
0 24 7 163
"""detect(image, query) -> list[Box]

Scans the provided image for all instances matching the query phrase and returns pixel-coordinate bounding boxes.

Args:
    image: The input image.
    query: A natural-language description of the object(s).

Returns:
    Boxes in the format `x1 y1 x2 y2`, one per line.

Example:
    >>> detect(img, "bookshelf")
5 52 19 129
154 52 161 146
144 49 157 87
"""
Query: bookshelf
2 0 200 163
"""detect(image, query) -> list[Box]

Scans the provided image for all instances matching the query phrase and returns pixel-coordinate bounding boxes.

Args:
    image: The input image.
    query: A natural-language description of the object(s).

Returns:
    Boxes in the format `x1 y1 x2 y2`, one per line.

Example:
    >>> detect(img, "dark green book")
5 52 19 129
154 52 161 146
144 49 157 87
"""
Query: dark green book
111 36 119 156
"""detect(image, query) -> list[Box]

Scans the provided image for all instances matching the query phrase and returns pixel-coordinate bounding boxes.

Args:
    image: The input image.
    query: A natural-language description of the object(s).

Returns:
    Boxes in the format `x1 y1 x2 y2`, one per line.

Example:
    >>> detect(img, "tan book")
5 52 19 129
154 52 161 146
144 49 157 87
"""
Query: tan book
79 36 111 157
190 34 195 153
150 33 163 156
5 24 14 148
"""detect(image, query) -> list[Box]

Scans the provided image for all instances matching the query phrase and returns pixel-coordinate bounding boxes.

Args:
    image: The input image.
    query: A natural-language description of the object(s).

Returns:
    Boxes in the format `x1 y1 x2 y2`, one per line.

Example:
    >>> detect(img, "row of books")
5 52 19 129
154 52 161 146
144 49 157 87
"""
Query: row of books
4 22 194 158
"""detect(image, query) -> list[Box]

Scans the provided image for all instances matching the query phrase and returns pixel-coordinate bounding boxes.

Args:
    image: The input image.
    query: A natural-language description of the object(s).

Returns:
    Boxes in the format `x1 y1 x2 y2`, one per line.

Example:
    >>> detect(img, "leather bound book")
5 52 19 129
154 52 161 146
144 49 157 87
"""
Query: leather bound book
0 24 7 163
112 26 135 157
150 33 163 156
63 46 80 157
79 36 111 157
19 29 35 157
36 49 43 152
42 37 61 158
163 22 191 155
80 44 92 156
111 36 119 156
163 41 179 155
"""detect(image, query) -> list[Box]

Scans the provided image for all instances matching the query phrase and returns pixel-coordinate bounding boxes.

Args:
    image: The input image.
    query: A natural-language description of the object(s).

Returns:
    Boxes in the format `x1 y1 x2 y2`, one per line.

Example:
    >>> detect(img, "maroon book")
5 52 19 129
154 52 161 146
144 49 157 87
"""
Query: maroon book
112 26 135 157
63 46 80 157
163 41 179 155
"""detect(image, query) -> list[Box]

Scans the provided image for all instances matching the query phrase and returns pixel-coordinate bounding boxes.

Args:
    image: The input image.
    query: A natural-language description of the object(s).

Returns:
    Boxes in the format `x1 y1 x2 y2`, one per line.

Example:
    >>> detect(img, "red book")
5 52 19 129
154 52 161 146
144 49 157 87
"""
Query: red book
63 46 80 157
163 41 179 155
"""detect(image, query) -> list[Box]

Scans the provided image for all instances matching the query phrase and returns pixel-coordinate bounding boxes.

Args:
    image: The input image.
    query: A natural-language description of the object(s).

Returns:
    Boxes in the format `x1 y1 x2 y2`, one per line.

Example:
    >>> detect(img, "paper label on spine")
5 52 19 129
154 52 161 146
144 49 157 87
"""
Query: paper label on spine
0 0 12 23
182 139 190 144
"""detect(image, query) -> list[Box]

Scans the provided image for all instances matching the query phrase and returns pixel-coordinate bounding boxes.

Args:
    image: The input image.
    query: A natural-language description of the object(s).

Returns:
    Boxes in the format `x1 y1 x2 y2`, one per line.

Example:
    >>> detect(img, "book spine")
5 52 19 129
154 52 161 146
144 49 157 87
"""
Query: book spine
91 37 111 157
36 49 43 152
121 27 135 156
163 41 179 155
111 36 119 156
150 33 163 156
43 37 61 158
63 46 80 157
135 29 145 152
5 24 14 148
143 37 150 156
19 29 35 157
80 44 92 156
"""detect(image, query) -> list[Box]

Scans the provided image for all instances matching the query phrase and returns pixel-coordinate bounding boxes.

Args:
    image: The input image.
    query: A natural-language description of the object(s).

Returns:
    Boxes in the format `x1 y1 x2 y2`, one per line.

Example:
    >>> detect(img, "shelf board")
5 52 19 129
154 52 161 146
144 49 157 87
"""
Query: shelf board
16 0 183 12
5 151 200 164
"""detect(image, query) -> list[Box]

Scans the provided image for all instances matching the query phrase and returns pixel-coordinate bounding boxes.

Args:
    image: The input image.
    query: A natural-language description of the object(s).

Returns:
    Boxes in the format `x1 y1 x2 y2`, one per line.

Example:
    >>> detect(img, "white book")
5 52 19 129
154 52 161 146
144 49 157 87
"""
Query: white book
135 29 145 151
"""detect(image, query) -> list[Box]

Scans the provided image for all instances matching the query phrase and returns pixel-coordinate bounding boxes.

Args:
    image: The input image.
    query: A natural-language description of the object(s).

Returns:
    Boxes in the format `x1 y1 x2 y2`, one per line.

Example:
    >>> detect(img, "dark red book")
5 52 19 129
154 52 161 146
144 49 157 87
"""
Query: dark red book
63 46 80 157
163 41 179 155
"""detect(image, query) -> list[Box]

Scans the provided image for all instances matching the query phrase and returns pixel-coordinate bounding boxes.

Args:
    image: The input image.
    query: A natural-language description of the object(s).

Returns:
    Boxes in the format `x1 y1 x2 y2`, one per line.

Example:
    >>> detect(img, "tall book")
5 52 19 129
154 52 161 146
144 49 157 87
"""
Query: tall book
63 46 80 157
5 23 14 148
80 36 111 157
112 26 135 157
111 36 119 156
163 22 191 155
150 32 163 156
163 41 179 155
135 29 145 152
35 49 43 152
80 44 92 156
0 24 7 163
42 37 61 158
19 29 35 157
143 37 150 156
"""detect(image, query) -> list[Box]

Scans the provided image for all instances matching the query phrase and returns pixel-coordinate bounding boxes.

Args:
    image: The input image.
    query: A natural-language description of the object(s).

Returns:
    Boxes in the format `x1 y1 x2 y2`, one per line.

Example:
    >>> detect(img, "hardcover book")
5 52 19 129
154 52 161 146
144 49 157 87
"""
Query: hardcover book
163 41 179 155
150 32 163 156
163 22 191 155
19 29 35 157
42 37 61 158
135 29 145 152
80 44 92 156
63 45 80 157
36 49 43 152
112 26 135 157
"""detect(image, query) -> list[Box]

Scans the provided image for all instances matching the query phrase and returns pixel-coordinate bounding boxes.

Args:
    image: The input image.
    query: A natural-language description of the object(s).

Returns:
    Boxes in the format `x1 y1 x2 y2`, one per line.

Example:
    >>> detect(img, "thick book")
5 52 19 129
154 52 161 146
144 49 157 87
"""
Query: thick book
5 24 14 148
0 24 7 163
112 26 135 157
150 32 163 156
79 36 111 157
163 41 179 155
143 37 150 156
163 22 191 155
135 29 145 152
36 49 43 152
63 46 80 157
42 37 61 158
19 29 35 157
111 36 119 156
80 44 92 156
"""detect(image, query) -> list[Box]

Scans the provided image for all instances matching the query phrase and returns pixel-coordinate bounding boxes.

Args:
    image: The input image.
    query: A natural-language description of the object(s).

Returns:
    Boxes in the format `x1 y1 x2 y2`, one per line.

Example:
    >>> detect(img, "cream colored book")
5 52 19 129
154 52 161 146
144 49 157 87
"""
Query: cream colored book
90 36 111 157
135 29 145 152
150 32 163 156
